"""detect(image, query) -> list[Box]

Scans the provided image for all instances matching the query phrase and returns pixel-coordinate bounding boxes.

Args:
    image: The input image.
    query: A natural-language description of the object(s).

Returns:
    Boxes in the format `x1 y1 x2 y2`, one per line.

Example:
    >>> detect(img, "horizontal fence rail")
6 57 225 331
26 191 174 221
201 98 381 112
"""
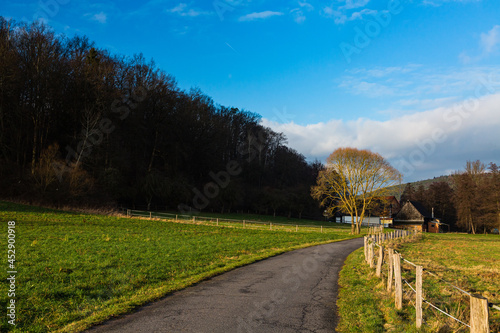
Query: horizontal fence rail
122 209 355 234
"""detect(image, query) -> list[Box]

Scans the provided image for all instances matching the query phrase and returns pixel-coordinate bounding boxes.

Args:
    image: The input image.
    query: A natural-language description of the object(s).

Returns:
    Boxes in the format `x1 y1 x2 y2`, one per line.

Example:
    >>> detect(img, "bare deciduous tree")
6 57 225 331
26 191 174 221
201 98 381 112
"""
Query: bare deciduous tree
312 147 402 234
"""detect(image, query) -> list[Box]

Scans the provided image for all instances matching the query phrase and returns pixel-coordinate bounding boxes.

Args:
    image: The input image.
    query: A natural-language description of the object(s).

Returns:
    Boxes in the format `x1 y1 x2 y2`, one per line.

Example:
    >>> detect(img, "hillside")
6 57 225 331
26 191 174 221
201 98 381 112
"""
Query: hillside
386 174 454 199
406 174 454 189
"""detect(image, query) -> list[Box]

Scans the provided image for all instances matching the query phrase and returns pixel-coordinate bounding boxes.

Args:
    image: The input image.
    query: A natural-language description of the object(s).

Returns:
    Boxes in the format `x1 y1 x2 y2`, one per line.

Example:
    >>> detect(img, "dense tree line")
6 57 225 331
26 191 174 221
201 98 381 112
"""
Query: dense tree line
401 160 500 233
453 161 499 234
0 17 323 218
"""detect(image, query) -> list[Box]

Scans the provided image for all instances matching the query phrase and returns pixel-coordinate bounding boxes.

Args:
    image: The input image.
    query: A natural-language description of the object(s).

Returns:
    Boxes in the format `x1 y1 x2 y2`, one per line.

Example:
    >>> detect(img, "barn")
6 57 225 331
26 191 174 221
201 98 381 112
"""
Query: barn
393 200 445 232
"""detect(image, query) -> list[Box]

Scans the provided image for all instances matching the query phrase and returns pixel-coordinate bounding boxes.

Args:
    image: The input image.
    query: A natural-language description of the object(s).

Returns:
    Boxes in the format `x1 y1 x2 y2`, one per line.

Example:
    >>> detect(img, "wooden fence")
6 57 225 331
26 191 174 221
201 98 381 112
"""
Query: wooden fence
364 231 494 332
124 209 352 234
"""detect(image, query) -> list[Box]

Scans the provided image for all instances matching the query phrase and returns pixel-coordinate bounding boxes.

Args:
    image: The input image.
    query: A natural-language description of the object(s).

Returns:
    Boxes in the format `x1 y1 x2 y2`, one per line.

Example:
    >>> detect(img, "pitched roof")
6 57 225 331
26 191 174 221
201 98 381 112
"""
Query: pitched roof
407 200 432 218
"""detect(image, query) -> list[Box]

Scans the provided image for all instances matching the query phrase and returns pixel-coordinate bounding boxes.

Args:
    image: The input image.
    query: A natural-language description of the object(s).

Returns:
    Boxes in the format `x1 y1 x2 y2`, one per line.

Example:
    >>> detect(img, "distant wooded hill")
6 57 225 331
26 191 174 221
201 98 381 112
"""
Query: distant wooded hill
387 175 454 199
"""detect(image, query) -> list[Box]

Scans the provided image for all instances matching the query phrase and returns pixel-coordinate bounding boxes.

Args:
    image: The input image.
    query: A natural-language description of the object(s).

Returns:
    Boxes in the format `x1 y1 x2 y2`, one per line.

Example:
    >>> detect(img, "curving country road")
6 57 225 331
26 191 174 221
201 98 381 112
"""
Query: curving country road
87 237 363 333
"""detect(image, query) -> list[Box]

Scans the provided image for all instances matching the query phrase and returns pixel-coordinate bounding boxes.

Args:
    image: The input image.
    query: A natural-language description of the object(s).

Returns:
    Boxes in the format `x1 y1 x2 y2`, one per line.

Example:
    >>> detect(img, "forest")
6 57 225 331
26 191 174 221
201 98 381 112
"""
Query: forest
400 160 500 234
0 17 323 218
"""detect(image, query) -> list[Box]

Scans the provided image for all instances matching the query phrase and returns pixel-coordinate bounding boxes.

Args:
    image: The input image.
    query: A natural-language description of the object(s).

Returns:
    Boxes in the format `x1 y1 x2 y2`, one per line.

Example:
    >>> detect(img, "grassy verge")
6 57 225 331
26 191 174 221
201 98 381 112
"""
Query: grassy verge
337 233 500 332
0 201 361 332
337 248 424 333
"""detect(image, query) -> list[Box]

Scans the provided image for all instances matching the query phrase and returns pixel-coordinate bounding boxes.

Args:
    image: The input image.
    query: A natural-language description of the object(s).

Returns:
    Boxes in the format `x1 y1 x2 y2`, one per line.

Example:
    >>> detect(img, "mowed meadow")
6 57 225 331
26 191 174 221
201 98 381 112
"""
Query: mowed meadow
0 201 359 332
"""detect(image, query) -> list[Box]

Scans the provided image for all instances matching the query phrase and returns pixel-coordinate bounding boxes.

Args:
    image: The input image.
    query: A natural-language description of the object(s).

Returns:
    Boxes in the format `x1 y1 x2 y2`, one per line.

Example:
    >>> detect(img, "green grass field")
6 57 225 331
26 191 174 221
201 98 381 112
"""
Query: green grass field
127 208 353 233
337 233 500 332
0 201 360 332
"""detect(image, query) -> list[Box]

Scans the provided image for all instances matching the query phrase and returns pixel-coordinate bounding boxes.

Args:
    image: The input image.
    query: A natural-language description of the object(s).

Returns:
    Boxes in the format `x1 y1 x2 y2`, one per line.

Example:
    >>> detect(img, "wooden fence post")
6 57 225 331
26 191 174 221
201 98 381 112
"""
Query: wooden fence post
470 294 490 333
150 211 152 219
387 248 393 292
270 222 272 230
394 253 402 310
368 236 372 259
296 225 298 232
364 236 368 262
243 220 245 228
369 240 375 268
416 265 423 328
216 218 218 226
175 214 178 222
193 216 195 223
376 245 384 277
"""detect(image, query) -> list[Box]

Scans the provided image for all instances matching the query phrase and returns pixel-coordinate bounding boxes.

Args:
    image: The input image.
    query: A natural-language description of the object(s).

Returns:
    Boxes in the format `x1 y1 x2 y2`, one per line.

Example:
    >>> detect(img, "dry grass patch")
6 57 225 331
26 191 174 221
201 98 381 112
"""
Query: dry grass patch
394 233 499 332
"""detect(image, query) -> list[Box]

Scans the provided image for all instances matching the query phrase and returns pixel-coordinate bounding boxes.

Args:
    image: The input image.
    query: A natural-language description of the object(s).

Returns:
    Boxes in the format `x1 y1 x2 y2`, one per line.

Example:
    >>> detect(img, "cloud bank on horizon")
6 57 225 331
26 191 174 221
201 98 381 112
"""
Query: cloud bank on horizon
263 91 500 182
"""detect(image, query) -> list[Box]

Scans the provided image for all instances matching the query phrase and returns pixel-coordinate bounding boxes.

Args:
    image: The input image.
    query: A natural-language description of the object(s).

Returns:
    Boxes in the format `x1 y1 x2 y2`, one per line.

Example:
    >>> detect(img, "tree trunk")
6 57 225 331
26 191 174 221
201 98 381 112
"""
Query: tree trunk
31 118 38 175
148 130 158 173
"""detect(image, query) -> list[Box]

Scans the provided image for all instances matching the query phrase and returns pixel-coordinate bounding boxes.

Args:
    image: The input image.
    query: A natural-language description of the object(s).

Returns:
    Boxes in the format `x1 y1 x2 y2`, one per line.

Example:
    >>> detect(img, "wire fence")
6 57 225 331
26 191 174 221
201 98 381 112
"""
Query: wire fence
364 232 497 332
122 209 354 234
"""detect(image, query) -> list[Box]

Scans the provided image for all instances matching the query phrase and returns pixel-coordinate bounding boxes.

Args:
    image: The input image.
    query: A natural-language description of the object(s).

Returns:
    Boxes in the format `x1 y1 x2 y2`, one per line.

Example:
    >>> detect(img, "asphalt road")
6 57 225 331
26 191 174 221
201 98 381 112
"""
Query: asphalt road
87 237 363 333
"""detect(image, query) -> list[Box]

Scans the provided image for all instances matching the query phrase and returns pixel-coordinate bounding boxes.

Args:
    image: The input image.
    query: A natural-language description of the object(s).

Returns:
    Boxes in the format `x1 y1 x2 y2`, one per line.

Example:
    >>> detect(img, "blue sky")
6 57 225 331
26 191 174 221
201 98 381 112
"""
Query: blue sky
2 0 500 181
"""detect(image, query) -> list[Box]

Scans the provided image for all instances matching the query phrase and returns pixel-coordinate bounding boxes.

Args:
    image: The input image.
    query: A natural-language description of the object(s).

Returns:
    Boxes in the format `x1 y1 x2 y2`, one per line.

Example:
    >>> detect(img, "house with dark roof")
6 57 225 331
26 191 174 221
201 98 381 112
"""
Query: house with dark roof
393 200 447 232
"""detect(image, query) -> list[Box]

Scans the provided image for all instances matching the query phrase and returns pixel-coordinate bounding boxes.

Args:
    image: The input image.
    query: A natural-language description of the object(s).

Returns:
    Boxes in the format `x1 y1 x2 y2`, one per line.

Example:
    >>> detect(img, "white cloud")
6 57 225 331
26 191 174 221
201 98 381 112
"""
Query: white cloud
167 3 212 17
322 4 378 24
298 1 314 11
423 0 482 6
291 1 314 24
90 12 107 24
397 96 458 109
239 11 284 21
340 80 395 97
339 65 500 102
461 25 500 63
480 25 500 54
292 11 307 23
169 3 187 13
458 51 475 64
322 0 376 24
340 0 371 10
262 93 500 181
